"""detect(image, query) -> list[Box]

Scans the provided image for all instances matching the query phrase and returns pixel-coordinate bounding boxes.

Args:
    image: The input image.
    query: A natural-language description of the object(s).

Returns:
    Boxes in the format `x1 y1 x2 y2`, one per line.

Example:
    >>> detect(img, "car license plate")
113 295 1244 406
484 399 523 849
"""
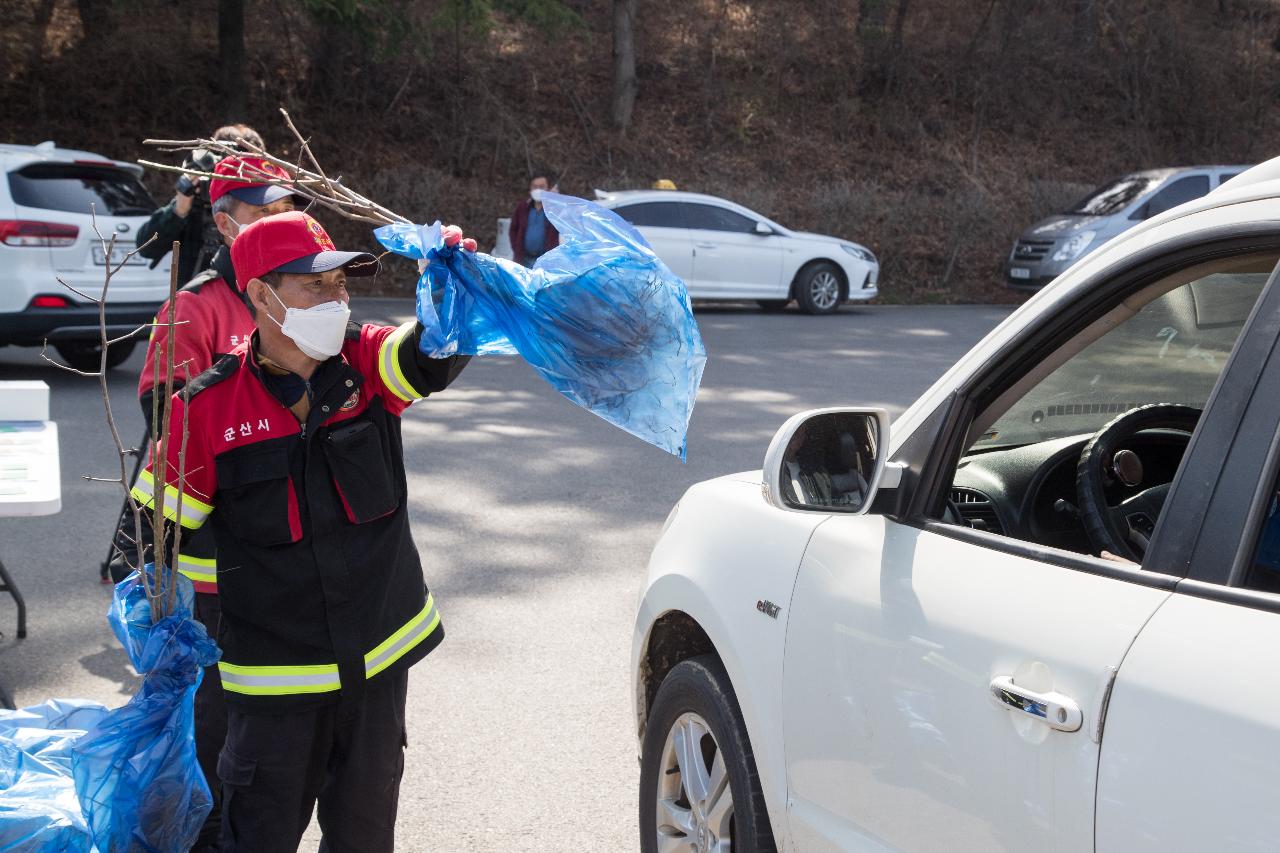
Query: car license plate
92 244 144 266
1009 267 1032 280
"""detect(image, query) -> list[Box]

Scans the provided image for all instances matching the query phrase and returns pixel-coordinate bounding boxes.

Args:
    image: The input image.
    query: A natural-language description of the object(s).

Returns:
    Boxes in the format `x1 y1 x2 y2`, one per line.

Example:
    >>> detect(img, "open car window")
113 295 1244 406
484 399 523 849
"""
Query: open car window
973 255 1275 451
936 251 1279 562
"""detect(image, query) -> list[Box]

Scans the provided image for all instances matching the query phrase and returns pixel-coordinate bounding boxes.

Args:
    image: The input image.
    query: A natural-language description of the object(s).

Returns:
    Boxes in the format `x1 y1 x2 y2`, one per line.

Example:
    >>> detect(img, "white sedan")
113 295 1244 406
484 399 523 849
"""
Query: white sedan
631 157 1280 851
595 190 879 314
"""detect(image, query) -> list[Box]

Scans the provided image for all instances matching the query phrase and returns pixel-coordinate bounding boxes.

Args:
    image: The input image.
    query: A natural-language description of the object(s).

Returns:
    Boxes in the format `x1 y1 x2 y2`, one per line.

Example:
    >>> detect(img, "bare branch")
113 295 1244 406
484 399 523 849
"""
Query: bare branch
144 115 411 226
38 344 98 377
54 277 99 303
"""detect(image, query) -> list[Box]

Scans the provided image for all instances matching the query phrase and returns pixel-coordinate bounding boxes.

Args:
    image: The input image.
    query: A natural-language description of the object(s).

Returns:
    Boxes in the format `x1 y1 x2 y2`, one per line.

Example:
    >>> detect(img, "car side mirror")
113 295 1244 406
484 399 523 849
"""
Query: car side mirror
762 408 895 514
754 221 773 236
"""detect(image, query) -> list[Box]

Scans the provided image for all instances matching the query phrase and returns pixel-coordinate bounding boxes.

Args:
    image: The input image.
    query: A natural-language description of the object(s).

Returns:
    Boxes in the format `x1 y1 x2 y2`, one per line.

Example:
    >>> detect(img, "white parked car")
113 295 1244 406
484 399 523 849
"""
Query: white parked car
0 141 169 370
595 190 879 314
632 157 1280 852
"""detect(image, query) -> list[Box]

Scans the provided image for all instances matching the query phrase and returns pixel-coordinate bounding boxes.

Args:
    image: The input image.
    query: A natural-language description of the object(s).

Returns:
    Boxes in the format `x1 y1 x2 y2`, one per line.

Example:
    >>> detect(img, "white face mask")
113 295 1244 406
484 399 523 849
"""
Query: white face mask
265 285 350 361
530 188 546 202
224 215 253 242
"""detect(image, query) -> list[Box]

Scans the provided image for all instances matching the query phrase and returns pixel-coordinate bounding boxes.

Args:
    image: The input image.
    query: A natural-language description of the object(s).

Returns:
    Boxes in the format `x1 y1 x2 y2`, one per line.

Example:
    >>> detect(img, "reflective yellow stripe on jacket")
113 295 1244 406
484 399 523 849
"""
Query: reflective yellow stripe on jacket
176 553 217 586
377 321 424 404
129 469 213 529
218 595 440 696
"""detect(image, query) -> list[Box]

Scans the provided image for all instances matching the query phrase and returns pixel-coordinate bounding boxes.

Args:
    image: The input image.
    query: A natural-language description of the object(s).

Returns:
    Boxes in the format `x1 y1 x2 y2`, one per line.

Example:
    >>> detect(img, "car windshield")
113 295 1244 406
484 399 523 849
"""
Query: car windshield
1065 174 1164 216
974 258 1274 449
8 163 155 216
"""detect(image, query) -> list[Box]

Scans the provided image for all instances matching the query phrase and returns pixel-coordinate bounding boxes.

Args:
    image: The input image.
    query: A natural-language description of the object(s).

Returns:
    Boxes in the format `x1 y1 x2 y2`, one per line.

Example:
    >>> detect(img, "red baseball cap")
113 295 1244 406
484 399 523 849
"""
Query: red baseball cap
208 156 294 206
231 211 379 288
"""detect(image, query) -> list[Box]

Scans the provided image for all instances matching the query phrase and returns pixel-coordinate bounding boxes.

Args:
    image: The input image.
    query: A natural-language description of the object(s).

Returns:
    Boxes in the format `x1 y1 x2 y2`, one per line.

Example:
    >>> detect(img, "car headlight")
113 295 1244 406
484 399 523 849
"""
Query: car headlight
1051 231 1096 263
842 244 876 263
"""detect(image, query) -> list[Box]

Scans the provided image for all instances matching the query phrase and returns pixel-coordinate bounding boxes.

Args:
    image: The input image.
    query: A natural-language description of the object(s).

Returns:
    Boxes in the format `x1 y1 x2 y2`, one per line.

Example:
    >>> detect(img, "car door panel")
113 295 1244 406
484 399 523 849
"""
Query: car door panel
683 203 783 297
637 225 696 290
1097 592 1280 852
1096 263 1280 852
783 516 1172 852
692 232 784 297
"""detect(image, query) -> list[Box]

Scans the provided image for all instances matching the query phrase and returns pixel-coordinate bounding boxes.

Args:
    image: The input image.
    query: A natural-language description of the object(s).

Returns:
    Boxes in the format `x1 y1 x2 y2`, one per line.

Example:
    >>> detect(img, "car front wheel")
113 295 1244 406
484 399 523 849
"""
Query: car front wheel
795 262 844 315
639 656 777 853
55 339 136 372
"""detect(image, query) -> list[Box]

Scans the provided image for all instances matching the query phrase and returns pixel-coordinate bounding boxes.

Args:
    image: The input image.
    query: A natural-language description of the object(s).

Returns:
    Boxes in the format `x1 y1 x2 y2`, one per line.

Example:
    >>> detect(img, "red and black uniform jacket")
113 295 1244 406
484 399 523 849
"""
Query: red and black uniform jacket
136 246 253 594
138 246 253 412
132 321 468 711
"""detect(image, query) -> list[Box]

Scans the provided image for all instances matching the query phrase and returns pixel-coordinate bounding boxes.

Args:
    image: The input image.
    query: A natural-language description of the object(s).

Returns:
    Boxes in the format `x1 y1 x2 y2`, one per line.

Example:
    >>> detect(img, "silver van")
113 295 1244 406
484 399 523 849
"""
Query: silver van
1006 166 1251 291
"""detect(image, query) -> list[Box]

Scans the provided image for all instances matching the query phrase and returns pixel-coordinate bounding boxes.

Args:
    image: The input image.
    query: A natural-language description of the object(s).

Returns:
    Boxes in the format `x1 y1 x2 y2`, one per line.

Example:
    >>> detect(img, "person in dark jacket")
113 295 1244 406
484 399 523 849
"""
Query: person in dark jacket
136 124 264 285
508 173 560 266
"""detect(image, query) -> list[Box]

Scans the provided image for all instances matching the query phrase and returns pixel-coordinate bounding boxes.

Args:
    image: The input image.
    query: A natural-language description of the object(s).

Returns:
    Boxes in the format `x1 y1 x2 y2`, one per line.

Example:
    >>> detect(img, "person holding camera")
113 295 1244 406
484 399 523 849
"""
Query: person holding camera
136 124 265 285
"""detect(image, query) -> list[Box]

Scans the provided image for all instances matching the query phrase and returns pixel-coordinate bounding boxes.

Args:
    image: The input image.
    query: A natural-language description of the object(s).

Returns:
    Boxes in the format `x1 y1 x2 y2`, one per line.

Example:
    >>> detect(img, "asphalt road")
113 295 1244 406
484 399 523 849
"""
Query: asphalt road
0 300 1010 851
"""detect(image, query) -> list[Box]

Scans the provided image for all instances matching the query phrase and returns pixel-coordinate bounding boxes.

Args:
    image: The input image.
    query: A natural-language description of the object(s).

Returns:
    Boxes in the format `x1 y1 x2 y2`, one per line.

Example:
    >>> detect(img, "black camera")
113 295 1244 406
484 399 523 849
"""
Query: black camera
176 148 220 198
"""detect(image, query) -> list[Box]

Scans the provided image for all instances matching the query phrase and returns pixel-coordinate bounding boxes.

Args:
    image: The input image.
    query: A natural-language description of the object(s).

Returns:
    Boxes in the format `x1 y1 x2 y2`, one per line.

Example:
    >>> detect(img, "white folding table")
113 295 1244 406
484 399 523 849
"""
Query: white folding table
0 419 60 710
0 419 61 640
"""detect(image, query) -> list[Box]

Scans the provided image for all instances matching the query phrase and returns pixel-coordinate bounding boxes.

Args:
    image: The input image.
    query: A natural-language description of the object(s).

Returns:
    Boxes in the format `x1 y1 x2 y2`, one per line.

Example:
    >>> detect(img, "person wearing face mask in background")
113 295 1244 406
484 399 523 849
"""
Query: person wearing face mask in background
136 124 266 286
508 171 561 267
136 155 299 425
132 210 471 852
104 156 298 853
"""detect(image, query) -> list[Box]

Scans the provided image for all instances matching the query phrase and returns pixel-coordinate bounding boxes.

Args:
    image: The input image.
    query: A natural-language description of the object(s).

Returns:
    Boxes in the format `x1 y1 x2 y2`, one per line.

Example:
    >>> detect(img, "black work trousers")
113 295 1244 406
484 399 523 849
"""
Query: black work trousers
217 669 409 853
192 591 229 853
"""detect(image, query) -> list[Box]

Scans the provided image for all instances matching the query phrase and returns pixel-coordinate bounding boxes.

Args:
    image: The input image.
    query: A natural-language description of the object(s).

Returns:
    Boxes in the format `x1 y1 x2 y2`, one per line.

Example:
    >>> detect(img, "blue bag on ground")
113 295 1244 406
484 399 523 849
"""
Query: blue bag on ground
375 193 707 460
0 569 218 853
0 700 103 853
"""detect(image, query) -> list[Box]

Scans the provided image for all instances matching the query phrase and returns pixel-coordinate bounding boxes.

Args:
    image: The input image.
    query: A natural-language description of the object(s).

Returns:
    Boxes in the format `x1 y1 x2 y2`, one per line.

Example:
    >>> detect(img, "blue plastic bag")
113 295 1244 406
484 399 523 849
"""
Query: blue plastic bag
0 700 104 853
72 569 219 853
0 569 218 853
375 193 707 460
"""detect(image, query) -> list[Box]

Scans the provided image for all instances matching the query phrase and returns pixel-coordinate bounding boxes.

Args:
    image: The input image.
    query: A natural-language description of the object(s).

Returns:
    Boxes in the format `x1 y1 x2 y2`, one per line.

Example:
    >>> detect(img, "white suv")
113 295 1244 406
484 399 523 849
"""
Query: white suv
0 142 171 370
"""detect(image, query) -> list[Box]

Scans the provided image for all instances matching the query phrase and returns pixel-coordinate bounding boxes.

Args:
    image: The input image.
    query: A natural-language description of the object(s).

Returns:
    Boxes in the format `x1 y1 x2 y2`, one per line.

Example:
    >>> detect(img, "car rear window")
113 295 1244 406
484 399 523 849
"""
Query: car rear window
8 163 155 216
613 202 688 228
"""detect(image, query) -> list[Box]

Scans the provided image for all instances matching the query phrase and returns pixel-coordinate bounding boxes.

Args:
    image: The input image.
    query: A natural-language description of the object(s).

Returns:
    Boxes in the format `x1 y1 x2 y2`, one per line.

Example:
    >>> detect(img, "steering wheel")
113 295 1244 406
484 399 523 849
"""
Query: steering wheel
1076 403 1201 562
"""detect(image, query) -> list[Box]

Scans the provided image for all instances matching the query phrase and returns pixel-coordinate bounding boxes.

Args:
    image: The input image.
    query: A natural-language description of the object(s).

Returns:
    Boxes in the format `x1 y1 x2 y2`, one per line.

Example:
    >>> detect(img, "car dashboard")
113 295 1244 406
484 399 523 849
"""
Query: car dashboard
950 430 1191 554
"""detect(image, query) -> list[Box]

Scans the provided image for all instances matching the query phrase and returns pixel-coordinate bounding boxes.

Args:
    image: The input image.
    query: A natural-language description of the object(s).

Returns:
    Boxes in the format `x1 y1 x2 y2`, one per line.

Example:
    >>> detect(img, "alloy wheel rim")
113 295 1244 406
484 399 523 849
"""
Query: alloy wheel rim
655 712 734 853
810 271 840 310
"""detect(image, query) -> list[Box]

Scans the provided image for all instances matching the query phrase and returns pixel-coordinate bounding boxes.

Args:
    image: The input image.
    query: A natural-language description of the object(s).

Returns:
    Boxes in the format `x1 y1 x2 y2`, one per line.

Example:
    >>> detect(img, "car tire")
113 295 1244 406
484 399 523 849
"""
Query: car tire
639 655 777 853
756 299 790 313
794 262 844 315
55 339 137 372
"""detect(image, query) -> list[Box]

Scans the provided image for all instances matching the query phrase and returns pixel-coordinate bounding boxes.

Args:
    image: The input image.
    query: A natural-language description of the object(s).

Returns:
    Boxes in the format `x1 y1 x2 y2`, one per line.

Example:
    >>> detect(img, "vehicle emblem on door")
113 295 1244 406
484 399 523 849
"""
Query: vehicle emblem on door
116 223 130 233
756 599 780 619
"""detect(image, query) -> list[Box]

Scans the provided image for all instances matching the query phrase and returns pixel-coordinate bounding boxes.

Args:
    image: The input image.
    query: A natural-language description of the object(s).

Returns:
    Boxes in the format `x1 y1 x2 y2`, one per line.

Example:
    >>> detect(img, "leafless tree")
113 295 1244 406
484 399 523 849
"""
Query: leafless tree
40 224 189 619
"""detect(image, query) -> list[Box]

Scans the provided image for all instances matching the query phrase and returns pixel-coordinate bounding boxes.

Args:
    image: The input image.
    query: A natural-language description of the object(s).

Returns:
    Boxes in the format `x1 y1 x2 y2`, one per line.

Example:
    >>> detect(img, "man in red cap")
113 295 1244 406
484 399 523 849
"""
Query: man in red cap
137 156 297 419
117 155 295 853
132 211 472 852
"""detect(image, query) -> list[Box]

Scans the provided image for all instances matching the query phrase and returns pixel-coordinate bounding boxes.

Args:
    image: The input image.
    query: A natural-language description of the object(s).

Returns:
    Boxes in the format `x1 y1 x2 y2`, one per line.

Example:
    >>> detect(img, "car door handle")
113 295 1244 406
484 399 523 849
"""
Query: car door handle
989 675 1083 732
695 242 717 249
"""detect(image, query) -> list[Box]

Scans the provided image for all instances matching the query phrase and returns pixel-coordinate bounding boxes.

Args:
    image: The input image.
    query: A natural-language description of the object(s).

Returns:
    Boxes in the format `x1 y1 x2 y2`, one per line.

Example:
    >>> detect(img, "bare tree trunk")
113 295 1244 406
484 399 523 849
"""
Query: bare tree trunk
219 0 247 120
610 0 638 131
75 0 113 43
882 0 912 95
